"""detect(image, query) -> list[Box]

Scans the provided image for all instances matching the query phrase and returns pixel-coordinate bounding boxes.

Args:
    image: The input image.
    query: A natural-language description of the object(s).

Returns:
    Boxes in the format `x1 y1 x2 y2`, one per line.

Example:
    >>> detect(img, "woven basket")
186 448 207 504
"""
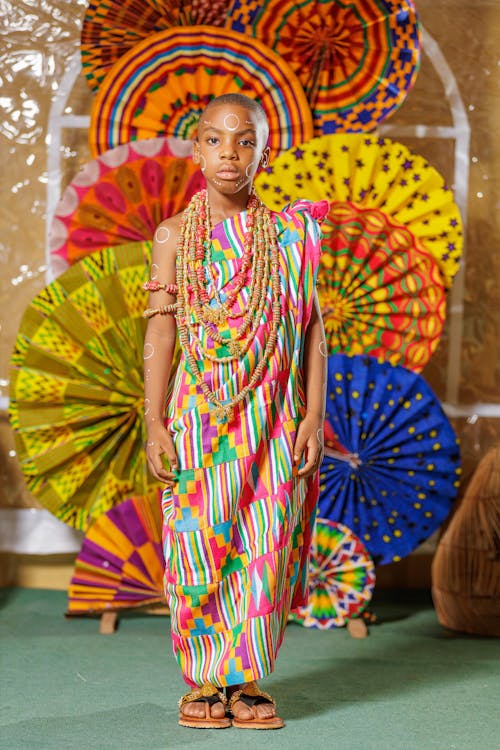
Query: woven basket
431 445 500 636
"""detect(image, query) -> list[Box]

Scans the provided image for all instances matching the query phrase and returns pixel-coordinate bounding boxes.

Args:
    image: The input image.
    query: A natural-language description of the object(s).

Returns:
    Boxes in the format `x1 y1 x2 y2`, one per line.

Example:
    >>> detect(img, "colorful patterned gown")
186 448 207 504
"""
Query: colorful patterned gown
162 199 328 688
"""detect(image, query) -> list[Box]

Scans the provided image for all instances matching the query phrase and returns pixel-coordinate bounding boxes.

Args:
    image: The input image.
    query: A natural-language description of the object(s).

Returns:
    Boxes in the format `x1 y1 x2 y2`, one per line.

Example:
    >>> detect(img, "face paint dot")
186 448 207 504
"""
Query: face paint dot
319 341 328 358
224 113 240 131
151 263 159 280
143 343 155 360
155 226 170 244
144 397 151 415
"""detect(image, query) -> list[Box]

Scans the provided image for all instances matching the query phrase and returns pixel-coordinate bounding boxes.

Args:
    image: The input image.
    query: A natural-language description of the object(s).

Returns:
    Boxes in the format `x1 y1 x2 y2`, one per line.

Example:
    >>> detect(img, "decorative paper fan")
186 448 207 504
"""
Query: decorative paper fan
89 25 314 159
67 494 166 615
8 242 161 531
290 519 375 629
318 353 461 565
81 0 231 91
49 137 204 275
316 201 446 372
255 134 463 286
226 0 421 133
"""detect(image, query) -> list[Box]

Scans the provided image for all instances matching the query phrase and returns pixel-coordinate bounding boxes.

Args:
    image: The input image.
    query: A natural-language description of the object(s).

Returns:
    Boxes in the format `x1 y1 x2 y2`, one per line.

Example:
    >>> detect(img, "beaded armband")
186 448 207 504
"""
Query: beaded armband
143 302 179 319
143 281 178 294
143 280 179 317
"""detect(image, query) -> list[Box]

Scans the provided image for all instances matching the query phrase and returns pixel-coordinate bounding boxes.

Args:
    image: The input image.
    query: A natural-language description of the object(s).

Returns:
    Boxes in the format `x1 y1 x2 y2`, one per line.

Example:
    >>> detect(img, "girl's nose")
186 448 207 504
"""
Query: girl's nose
220 141 237 159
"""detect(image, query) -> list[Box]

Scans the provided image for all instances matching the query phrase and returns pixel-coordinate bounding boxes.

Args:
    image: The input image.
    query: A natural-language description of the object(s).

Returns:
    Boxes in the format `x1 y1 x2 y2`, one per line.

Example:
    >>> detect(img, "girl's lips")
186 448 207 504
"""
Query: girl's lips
216 169 240 179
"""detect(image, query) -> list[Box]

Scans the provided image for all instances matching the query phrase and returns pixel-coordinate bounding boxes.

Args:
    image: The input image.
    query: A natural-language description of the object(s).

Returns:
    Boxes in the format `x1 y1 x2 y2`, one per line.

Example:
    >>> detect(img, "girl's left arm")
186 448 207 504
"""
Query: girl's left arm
294 289 327 478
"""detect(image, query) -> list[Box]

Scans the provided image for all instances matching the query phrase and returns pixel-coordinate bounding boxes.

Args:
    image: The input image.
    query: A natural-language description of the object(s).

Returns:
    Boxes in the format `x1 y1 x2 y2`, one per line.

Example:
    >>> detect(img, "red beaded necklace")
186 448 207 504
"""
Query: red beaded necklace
176 189 282 421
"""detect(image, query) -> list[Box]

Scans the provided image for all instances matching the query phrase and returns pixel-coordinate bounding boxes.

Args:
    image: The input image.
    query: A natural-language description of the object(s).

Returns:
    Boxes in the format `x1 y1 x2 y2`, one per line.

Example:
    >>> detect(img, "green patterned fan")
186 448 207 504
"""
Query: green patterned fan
8 241 162 530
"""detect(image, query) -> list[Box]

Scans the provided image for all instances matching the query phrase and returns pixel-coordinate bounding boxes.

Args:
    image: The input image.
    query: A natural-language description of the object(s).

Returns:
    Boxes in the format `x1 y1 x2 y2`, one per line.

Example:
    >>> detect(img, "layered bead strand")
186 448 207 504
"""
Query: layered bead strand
175 189 282 422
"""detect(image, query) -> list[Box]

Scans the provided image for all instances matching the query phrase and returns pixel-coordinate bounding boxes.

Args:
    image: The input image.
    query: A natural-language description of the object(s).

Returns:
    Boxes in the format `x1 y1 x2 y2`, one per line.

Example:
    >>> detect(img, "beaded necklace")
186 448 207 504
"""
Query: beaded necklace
176 189 282 422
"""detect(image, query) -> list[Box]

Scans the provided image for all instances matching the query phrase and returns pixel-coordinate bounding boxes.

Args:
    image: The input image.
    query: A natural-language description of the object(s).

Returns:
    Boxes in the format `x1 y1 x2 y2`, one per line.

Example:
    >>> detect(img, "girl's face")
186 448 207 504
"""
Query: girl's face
194 103 269 196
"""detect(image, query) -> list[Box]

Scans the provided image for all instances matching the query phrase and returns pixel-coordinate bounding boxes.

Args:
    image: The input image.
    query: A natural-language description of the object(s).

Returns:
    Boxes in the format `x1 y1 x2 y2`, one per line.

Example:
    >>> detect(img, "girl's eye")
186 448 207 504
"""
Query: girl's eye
239 139 255 147
207 136 219 145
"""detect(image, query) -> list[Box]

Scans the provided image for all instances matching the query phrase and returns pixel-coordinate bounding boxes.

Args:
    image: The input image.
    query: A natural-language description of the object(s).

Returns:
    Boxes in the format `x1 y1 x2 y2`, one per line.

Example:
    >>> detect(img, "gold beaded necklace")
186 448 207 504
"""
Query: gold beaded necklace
176 190 282 422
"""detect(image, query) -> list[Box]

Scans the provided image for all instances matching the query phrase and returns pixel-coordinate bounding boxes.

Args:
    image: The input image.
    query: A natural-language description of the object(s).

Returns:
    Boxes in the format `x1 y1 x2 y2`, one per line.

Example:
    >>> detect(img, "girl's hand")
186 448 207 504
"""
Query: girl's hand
293 413 324 479
146 425 178 486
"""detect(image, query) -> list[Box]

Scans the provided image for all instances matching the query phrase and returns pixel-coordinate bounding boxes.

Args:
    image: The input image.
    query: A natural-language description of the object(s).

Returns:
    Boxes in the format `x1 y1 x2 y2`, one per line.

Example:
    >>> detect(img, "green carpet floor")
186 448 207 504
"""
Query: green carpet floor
1 587 499 750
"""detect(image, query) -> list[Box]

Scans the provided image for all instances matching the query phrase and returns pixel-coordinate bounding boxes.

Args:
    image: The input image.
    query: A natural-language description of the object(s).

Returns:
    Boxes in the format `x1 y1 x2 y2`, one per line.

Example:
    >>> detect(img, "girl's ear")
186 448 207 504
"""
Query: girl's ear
192 139 200 164
260 146 270 168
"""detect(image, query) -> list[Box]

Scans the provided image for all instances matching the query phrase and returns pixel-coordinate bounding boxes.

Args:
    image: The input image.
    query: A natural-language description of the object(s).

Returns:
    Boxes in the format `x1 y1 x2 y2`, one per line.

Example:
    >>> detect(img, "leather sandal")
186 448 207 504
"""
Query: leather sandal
178 683 230 729
228 681 284 729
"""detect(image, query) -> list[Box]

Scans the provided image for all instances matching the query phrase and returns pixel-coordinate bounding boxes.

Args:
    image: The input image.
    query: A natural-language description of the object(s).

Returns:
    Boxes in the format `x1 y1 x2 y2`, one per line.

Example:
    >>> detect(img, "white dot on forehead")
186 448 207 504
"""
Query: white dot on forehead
155 226 170 244
224 113 240 131
143 343 155 360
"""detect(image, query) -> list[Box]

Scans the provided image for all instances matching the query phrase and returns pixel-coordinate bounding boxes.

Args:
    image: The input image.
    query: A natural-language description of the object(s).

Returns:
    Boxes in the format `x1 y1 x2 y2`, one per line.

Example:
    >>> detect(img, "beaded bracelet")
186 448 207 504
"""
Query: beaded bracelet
143 302 179 318
143 280 178 294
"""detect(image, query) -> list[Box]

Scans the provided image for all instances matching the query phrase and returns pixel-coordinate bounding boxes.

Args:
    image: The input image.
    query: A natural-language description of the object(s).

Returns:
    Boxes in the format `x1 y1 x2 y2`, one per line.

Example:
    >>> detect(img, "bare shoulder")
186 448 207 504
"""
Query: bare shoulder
153 212 183 250
150 212 185 282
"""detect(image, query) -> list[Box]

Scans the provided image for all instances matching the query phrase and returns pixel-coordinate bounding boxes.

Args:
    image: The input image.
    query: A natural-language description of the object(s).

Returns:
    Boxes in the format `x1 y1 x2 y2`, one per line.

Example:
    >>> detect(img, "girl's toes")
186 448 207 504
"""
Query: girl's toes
181 702 205 719
256 703 275 720
232 701 253 721
210 701 226 719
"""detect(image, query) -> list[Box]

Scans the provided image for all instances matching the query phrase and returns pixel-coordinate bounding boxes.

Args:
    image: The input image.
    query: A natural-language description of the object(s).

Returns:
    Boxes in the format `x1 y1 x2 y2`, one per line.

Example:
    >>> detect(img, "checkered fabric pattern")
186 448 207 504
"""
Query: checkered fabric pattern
161 202 327 687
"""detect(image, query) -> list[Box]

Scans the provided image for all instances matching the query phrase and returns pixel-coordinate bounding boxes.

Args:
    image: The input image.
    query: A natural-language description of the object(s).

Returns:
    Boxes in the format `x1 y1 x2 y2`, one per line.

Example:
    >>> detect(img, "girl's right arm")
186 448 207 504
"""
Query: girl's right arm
144 216 181 485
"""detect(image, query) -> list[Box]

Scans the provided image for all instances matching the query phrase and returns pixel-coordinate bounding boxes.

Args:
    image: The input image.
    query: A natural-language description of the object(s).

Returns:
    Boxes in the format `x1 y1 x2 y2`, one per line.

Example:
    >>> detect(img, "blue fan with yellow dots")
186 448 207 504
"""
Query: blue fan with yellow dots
319 353 461 565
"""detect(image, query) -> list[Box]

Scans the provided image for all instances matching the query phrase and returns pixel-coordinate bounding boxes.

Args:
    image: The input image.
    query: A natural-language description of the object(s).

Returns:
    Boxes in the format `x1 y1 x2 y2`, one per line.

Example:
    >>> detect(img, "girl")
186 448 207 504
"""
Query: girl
144 93 328 729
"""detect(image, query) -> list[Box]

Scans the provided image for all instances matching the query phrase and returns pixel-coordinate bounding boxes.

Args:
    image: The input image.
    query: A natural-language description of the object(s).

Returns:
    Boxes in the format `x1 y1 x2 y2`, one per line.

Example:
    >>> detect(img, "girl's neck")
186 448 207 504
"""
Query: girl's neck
205 185 253 225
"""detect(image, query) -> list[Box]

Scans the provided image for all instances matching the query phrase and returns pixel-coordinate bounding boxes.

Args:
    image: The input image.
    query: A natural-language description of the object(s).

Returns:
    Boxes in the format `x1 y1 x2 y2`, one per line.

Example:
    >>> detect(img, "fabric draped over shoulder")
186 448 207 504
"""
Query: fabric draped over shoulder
161 199 325 688
281 199 329 297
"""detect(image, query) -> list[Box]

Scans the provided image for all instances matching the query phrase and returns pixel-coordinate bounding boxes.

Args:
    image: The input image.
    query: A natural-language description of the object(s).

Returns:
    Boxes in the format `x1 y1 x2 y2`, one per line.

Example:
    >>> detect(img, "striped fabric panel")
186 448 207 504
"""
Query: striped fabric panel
164 202 323 687
168 549 302 687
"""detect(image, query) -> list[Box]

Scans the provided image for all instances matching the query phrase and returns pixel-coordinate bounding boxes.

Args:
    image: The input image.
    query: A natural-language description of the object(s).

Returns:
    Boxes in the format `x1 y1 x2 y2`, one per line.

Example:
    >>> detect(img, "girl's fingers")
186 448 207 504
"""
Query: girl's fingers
146 431 178 483
297 442 322 477
293 427 307 465
147 452 175 482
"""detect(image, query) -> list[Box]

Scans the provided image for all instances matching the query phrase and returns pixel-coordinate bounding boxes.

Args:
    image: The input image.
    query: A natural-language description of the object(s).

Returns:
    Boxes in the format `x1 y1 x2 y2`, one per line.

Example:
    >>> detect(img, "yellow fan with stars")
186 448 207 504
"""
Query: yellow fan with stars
255 133 463 287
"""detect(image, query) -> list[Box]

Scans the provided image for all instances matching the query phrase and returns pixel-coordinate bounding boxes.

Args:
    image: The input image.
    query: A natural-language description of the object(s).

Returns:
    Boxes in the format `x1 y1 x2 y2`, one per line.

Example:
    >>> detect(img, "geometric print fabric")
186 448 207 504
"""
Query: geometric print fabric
161 202 327 686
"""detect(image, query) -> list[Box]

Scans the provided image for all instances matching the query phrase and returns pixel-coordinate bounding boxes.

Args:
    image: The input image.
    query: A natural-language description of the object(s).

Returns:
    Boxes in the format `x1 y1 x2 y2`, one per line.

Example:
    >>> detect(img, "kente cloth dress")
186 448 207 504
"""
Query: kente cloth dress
161 198 328 688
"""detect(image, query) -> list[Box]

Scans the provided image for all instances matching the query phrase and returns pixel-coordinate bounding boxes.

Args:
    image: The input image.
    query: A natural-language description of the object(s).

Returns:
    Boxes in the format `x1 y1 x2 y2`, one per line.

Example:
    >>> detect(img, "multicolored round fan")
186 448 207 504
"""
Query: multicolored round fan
226 0 421 133
49 137 204 275
89 25 314 159
8 242 160 531
255 134 463 286
317 201 446 371
81 0 231 91
290 518 375 628
318 353 462 564
67 494 166 615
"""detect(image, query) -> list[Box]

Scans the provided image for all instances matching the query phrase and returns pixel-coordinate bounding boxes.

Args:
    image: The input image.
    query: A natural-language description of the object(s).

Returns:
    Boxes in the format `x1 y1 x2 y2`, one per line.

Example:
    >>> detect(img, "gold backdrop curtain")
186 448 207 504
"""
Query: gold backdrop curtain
1 0 499 516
